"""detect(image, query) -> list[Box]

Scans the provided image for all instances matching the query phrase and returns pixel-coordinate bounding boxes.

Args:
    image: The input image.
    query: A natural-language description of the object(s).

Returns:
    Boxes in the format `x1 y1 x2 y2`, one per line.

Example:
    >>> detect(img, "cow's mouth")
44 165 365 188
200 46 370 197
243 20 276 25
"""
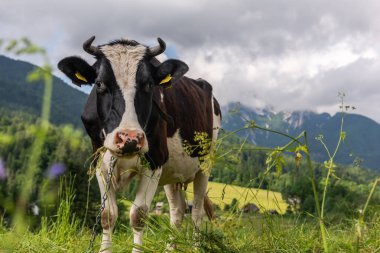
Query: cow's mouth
113 150 141 157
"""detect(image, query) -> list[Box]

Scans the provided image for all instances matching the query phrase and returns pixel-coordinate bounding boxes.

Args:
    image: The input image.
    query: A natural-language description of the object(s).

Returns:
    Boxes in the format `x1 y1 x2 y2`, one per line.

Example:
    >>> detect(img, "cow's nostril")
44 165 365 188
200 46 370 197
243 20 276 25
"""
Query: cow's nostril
114 130 145 154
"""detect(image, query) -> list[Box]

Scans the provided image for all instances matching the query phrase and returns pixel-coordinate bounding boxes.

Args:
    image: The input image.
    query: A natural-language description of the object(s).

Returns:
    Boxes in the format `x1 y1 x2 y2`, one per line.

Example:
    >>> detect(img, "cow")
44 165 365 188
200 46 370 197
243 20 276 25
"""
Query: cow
58 36 221 253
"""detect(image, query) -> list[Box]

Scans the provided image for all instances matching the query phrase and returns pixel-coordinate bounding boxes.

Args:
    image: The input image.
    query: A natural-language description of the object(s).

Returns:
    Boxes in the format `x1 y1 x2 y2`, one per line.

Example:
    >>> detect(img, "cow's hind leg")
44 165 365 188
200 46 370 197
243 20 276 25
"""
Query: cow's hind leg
192 170 209 228
164 183 186 250
130 167 162 253
96 156 118 253
190 170 210 250
164 184 186 228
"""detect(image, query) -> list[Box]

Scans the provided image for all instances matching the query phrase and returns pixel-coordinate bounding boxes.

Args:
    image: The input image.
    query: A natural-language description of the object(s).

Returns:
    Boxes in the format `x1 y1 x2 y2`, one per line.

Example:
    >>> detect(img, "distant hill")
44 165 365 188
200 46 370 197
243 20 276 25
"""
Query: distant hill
222 103 380 171
0 55 87 128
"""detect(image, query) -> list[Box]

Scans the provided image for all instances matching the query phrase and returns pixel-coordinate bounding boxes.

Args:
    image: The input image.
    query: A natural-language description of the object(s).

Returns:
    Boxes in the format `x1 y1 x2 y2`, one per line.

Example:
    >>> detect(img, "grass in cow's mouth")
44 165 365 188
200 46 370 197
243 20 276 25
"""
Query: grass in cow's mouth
86 146 107 180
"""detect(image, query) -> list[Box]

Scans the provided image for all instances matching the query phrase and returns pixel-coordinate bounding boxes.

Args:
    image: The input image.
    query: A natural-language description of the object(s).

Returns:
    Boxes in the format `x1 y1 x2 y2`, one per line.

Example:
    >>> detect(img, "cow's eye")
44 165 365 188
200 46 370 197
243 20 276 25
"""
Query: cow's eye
96 81 107 93
144 82 153 92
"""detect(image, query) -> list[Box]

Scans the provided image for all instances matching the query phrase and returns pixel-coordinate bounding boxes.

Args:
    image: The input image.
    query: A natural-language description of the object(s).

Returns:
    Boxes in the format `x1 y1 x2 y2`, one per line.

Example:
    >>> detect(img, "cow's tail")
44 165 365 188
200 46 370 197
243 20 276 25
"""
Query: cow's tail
204 194 214 221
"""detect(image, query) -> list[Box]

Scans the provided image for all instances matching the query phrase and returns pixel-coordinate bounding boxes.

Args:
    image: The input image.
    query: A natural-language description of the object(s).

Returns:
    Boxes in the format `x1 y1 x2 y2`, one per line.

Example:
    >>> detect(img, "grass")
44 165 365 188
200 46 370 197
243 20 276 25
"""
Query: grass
186 181 288 213
1 210 380 252
2 178 378 253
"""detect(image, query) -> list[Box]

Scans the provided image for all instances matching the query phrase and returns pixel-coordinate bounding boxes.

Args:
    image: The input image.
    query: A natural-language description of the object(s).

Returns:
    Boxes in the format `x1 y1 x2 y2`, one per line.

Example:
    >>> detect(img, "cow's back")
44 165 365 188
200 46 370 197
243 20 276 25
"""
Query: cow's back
159 77 221 185
164 77 216 153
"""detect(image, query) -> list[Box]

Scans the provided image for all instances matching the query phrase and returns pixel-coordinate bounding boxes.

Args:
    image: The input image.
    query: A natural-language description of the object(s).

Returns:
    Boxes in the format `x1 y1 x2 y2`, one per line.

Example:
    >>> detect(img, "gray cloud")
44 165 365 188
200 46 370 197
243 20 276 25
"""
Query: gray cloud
1 0 380 122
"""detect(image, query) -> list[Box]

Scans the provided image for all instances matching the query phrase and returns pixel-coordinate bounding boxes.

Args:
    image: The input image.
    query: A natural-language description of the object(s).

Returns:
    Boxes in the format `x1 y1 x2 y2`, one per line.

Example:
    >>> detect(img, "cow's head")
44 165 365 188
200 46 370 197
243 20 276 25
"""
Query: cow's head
58 36 188 157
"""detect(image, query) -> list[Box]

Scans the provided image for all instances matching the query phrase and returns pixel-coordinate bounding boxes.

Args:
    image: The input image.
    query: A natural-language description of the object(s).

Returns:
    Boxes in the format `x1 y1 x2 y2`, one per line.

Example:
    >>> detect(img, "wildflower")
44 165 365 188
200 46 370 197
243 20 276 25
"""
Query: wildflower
295 151 302 167
29 203 40 216
47 163 66 179
0 159 6 180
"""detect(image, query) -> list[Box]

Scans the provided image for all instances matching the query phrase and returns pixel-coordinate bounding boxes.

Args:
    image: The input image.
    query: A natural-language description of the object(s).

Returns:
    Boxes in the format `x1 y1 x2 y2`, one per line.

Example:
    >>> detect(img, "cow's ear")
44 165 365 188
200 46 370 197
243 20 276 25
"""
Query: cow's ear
155 59 189 88
57 56 96 86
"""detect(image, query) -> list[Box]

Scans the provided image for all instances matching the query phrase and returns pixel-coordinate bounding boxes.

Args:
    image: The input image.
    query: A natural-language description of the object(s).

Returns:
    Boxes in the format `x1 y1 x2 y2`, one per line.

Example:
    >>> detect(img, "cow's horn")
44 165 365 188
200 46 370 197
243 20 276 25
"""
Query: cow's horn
148 38 166 57
83 36 101 56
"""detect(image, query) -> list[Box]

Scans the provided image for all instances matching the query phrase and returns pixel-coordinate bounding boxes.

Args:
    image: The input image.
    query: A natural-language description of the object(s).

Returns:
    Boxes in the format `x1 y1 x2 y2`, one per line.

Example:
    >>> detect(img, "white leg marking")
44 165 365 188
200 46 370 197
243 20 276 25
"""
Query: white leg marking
96 152 118 253
192 170 209 228
164 184 186 251
130 167 162 253
164 184 186 228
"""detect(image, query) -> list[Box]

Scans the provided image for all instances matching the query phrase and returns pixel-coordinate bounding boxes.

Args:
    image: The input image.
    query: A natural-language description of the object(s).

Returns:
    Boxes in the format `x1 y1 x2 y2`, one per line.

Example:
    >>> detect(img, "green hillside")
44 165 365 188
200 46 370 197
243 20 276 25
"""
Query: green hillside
0 55 87 128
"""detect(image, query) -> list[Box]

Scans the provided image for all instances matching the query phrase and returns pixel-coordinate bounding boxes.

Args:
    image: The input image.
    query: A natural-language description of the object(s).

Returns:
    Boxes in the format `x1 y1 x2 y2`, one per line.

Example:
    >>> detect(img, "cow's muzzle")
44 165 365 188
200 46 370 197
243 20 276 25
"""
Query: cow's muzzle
115 130 145 155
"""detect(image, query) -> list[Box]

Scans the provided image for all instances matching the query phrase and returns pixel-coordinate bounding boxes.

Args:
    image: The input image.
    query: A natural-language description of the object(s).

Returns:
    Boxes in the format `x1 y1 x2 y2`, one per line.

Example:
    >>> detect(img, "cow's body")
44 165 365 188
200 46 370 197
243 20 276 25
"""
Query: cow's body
58 37 220 253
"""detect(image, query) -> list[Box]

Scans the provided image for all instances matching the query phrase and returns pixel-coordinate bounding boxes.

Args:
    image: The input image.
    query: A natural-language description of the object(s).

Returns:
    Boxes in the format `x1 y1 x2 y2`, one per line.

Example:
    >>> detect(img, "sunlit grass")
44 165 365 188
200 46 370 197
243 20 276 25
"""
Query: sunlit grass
186 181 288 213
1 210 380 253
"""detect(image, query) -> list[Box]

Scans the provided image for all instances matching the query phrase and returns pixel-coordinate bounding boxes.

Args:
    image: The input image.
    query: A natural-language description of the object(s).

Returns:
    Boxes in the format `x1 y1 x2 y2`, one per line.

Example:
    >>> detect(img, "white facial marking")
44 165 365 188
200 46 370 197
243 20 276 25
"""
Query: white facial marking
101 43 149 152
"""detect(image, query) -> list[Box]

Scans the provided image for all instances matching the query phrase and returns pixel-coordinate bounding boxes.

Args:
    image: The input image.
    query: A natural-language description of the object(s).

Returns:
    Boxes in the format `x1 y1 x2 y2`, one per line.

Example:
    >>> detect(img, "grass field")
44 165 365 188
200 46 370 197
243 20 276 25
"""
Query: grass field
186 181 288 213
1 211 380 252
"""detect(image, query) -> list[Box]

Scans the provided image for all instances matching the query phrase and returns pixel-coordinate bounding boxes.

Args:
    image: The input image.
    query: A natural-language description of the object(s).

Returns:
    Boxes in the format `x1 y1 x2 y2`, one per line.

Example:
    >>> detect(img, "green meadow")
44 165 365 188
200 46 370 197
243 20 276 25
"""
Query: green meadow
0 38 380 253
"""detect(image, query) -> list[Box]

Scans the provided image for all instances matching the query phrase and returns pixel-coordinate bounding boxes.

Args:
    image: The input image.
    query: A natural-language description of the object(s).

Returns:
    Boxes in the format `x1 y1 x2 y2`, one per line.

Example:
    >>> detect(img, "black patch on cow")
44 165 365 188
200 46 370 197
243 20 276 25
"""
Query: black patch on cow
143 87 169 169
134 57 156 130
58 56 97 86
213 97 222 118
132 57 171 169
102 39 140 48
95 57 126 135
163 76 214 157
81 88 103 152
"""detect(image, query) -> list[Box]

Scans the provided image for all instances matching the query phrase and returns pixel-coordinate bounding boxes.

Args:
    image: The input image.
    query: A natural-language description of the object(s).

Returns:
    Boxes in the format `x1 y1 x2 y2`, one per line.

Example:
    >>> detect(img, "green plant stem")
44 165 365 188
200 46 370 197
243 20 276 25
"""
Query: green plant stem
304 132 328 253
218 126 250 141
331 115 344 159
362 177 380 218
254 125 303 145
13 65 52 232
321 162 332 219
321 113 344 220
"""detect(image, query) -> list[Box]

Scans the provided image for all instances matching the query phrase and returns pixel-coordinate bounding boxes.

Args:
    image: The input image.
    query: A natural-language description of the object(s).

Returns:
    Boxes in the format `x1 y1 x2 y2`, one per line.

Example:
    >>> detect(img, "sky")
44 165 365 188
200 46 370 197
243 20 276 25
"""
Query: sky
1 0 380 123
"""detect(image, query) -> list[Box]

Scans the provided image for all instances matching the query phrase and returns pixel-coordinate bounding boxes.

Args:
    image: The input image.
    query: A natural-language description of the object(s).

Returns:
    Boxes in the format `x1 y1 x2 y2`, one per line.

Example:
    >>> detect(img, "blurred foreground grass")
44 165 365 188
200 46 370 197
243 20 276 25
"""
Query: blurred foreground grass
1 210 380 252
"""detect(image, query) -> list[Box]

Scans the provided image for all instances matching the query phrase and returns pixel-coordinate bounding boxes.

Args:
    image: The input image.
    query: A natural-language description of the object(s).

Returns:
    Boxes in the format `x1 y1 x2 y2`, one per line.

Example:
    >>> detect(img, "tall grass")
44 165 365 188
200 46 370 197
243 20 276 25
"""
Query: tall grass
218 98 379 253
2 38 53 232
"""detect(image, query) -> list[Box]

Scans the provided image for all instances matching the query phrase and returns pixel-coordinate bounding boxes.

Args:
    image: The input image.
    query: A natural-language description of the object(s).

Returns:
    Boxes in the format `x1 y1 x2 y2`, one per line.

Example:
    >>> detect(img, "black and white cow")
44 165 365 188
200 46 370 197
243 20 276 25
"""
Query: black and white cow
58 36 221 253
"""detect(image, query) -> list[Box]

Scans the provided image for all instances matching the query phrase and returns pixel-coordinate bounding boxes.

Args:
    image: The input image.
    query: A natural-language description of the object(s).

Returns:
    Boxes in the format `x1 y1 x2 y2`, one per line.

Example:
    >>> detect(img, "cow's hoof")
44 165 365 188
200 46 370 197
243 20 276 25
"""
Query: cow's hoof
132 248 143 253
99 242 112 253
165 242 176 252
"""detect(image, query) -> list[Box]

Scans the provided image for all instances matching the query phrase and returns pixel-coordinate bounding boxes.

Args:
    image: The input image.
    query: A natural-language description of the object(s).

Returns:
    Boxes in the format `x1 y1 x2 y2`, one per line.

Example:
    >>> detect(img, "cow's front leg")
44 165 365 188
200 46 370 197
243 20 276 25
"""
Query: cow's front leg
130 167 162 253
96 155 118 253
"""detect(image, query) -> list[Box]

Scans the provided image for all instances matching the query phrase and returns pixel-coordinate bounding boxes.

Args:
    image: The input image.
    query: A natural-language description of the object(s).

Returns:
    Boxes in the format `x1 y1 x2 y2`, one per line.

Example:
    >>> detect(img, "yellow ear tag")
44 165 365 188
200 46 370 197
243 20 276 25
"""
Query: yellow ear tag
159 74 172 85
75 72 88 82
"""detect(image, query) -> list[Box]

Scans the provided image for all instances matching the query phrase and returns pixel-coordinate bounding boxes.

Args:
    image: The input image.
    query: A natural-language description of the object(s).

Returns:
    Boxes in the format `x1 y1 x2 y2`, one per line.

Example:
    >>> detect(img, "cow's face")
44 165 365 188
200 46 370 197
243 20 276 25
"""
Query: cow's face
58 37 188 157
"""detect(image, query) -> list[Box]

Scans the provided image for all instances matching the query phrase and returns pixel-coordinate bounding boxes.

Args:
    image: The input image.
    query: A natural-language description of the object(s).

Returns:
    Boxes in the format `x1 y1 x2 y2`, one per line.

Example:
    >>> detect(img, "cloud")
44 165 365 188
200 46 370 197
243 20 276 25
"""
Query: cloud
1 0 380 122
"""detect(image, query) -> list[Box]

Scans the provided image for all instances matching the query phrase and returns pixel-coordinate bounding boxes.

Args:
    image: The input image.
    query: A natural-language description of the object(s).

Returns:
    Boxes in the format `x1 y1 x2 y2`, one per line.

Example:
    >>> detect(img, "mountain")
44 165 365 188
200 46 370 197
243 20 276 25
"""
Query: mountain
222 103 380 171
0 55 87 128
1 55 379 171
